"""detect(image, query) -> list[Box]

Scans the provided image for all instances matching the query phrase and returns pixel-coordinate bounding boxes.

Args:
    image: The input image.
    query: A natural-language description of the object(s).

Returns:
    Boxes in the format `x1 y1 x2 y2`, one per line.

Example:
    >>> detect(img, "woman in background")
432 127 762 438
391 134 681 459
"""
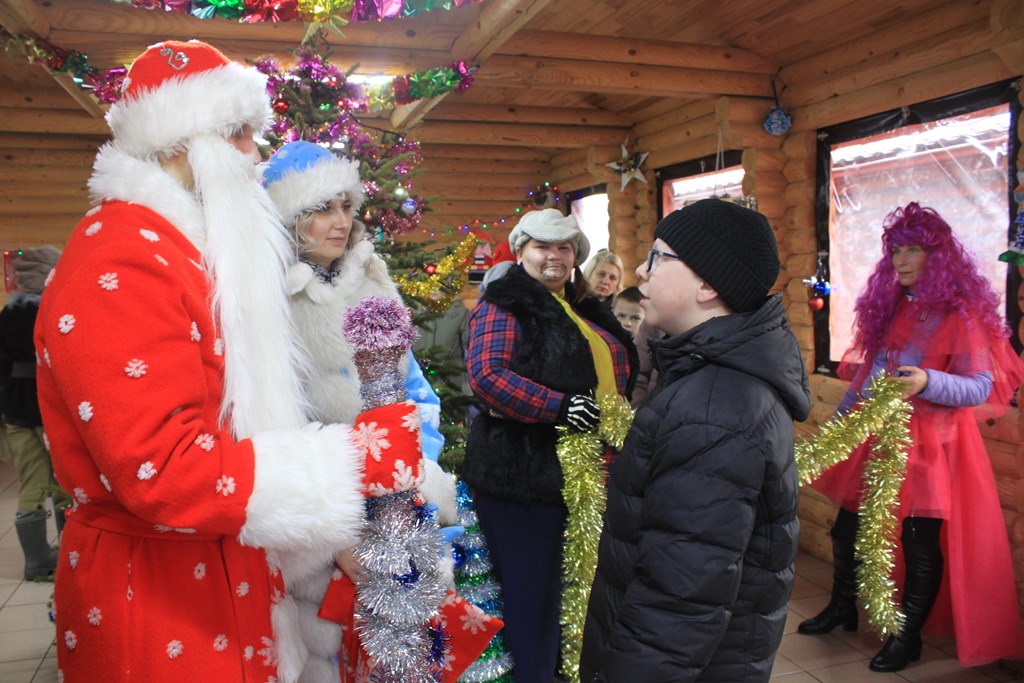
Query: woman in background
582 248 624 306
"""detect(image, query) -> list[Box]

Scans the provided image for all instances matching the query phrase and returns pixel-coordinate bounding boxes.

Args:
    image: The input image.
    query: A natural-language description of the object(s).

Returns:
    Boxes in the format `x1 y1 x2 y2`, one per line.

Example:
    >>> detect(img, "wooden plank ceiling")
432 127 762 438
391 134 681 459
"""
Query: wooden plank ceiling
0 0 942 245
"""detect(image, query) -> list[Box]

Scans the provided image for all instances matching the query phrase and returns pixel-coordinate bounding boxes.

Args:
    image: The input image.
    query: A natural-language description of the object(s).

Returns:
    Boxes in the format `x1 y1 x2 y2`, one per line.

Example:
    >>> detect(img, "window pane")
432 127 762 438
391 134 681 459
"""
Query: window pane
662 166 745 216
571 192 610 271
828 104 1010 361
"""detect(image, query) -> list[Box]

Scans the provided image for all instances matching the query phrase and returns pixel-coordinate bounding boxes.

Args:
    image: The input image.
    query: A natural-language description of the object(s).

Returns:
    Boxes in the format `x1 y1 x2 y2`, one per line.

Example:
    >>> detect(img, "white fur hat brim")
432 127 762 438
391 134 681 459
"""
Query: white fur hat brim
106 61 272 158
264 154 365 228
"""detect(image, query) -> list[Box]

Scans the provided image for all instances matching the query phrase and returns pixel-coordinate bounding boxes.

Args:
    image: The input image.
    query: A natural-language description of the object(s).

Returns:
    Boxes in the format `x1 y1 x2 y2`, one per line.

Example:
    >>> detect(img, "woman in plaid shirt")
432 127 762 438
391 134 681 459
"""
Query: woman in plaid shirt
462 209 636 683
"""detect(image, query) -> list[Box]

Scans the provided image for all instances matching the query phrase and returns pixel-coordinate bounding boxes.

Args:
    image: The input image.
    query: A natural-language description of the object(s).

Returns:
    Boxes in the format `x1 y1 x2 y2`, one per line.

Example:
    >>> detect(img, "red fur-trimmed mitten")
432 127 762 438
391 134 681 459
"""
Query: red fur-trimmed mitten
353 400 425 497
431 590 505 683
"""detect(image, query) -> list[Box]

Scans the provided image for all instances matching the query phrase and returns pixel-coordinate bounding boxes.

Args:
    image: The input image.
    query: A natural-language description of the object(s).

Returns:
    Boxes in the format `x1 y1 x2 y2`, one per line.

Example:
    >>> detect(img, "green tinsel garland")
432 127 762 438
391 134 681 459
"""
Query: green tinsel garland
796 375 913 635
556 394 634 683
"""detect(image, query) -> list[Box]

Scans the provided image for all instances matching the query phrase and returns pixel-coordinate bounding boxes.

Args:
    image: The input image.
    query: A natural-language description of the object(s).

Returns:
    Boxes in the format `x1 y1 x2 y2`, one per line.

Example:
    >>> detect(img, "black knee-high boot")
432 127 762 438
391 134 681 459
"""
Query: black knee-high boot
870 517 944 673
799 507 860 634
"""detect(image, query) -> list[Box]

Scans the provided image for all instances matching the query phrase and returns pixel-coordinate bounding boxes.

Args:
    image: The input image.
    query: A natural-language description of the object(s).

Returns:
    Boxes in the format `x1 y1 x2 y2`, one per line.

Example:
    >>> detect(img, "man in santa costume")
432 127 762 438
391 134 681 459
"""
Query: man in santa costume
34 40 422 683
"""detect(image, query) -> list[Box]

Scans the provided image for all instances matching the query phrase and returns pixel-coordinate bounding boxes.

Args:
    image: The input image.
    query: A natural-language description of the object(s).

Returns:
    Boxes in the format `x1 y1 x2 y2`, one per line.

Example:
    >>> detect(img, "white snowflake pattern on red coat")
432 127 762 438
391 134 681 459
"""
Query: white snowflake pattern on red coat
459 602 490 634
58 314 76 334
64 630 77 650
98 272 119 291
194 433 215 451
215 475 236 496
401 409 422 432
167 640 183 659
85 205 101 217
190 321 201 342
213 634 229 652
127 585 133 602
77 401 93 422
84 222 102 236
257 636 275 666
99 473 111 491
137 462 157 480
139 229 160 243
57 671 64 683
87 607 102 626
69 550 80 569
73 487 89 505
214 338 224 356
236 582 250 597
244 646 254 661
154 254 169 266
354 421 391 462
194 562 206 580
124 358 148 378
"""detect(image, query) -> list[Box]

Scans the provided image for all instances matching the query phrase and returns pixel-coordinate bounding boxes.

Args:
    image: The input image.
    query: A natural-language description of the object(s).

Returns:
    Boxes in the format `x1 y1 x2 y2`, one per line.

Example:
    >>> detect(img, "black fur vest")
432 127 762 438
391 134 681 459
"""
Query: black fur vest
462 266 636 504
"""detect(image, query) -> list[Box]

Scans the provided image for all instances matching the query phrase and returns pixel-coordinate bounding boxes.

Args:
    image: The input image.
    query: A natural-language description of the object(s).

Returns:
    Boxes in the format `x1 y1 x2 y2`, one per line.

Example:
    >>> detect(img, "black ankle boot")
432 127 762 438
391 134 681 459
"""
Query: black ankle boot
15 508 58 581
799 509 860 635
869 517 943 673
870 634 922 672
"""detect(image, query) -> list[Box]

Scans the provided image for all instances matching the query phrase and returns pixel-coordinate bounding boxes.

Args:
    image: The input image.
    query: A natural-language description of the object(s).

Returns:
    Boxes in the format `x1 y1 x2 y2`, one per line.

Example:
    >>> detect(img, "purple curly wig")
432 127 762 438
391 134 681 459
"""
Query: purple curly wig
851 202 1007 355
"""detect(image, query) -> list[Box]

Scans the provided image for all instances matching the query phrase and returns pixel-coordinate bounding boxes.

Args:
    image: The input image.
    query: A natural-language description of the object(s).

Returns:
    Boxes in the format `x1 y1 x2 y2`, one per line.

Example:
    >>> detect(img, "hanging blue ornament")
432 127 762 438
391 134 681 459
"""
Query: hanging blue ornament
401 198 418 215
451 542 467 570
763 79 791 136
814 280 831 297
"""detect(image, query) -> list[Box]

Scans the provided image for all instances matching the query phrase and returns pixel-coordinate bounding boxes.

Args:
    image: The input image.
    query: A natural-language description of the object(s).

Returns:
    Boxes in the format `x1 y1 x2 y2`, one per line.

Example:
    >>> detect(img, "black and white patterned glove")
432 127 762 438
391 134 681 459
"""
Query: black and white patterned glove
559 393 601 432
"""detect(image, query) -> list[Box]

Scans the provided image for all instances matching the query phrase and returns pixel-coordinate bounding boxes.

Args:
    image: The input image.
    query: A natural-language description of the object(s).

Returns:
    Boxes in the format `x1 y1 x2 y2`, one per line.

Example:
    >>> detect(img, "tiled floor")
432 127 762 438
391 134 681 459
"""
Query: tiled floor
0 457 1021 682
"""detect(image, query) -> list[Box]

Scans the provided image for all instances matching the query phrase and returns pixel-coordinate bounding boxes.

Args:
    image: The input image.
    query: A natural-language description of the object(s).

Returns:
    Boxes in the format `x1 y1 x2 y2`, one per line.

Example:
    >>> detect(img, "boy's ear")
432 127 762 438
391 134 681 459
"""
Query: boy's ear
695 279 720 305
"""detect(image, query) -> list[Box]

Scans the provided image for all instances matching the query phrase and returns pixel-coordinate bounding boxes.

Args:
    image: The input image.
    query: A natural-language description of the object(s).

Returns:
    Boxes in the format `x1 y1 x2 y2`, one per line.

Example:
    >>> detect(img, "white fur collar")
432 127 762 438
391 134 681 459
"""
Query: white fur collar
286 239 382 303
88 143 207 250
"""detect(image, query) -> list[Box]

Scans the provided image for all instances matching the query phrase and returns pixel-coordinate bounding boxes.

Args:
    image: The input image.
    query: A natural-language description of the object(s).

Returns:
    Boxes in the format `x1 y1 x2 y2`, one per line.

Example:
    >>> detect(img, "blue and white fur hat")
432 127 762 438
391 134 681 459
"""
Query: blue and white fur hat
263 141 365 227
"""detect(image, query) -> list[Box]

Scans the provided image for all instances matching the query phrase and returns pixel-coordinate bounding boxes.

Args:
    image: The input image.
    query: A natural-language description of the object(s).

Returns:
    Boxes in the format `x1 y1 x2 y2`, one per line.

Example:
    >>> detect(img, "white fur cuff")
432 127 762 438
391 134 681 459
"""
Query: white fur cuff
240 422 365 553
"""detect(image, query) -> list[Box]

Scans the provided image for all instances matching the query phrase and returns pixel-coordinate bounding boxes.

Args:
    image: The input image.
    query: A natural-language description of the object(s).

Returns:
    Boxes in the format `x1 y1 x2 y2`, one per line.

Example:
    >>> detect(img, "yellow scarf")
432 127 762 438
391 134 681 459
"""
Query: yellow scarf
552 291 617 399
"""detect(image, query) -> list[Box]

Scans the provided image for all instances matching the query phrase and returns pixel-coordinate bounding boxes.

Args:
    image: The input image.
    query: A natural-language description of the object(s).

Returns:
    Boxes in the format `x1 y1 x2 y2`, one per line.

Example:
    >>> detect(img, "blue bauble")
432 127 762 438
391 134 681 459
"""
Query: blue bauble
401 198 418 215
763 107 792 136
451 542 467 570
814 280 831 296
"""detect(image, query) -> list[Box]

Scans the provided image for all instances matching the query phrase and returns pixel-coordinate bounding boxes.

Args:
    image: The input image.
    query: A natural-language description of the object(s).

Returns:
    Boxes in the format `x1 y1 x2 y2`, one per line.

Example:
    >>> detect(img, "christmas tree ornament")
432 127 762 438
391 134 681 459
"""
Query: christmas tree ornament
796 375 912 636
999 170 1024 265
401 198 418 215
425 263 437 275
802 251 831 310
272 97 289 114
763 79 792 136
808 296 825 312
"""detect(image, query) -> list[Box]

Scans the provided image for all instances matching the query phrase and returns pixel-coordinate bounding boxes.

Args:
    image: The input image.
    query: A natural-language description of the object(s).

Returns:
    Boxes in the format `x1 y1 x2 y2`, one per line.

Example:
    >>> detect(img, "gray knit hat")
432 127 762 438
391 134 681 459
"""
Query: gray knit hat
508 208 590 265
14 246 62 295
653 198 779 312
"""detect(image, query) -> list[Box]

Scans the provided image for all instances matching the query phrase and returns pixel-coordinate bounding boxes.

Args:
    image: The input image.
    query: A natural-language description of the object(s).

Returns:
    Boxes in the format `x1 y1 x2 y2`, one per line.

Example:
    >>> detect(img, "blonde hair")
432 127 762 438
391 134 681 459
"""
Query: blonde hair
582 248 624 297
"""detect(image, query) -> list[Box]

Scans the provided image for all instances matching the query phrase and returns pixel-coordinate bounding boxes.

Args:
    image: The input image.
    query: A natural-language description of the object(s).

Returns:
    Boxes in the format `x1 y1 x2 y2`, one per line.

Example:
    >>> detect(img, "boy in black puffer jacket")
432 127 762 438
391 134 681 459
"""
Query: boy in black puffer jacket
580 199 811 682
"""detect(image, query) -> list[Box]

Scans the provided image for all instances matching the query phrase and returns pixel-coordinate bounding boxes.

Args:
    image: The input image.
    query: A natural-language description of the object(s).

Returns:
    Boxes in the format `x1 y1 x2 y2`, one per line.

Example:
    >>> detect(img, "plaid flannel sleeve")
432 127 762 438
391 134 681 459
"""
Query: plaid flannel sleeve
466 301 565 423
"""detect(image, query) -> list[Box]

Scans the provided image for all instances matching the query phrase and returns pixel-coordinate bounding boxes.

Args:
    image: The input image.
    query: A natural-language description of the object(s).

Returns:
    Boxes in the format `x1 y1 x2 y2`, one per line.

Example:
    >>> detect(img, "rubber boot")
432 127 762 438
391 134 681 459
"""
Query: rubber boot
870 517 944 673
799 507 860 634
53 503 65 542
15 508 58 580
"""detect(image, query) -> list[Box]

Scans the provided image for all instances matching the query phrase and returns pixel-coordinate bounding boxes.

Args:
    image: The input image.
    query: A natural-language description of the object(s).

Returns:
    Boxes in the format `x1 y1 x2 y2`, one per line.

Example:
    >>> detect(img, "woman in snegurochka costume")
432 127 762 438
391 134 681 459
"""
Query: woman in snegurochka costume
263 141 499 683
802 202 1024 672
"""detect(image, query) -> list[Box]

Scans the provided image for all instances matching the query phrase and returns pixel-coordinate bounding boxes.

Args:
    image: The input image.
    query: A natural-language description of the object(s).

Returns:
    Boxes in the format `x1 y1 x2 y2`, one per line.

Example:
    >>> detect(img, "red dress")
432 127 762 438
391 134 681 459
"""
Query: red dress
37 202 283 682
812 300 1024 666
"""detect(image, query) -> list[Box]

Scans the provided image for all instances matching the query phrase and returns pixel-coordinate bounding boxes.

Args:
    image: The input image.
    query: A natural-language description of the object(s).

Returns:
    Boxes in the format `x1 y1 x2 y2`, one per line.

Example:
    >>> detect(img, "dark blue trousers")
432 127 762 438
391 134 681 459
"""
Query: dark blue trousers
472 490 567 683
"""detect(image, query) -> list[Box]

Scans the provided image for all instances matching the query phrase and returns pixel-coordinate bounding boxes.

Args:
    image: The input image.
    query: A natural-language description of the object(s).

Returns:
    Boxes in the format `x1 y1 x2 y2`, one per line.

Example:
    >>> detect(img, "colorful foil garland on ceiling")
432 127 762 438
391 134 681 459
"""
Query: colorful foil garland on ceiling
795 375 912 637
114 0 484 24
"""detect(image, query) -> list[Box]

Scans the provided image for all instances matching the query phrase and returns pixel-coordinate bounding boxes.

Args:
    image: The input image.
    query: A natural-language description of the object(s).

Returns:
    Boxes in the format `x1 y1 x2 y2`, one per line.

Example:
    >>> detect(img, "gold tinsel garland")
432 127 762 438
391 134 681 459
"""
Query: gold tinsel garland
796 376 913 635
393 233 477 312
556 394 634 683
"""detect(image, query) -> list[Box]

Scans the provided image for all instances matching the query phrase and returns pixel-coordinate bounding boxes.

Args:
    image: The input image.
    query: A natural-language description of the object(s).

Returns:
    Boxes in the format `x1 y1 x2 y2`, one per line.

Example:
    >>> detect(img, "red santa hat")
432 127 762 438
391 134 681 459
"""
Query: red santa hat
106 40 271 158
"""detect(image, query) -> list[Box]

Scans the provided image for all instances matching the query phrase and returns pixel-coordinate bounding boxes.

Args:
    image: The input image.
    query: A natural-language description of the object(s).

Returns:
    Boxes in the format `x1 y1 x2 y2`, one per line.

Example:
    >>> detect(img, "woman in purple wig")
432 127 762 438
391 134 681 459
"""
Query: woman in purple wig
800 202 1024 672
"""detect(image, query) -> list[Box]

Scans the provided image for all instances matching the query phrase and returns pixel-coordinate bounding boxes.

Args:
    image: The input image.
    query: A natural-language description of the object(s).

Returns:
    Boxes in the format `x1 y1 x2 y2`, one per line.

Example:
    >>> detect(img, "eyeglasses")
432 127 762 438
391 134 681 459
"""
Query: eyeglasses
646 247 682 272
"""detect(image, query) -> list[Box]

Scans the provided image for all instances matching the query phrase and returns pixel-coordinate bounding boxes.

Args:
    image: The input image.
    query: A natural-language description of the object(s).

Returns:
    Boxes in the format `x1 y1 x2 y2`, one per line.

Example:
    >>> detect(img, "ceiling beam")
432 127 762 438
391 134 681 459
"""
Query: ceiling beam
0 108 110 136
501 30 776 73
391 0 555 130
410 121 626 147
422 102 631 126
0 0 105 119
475 55 773 98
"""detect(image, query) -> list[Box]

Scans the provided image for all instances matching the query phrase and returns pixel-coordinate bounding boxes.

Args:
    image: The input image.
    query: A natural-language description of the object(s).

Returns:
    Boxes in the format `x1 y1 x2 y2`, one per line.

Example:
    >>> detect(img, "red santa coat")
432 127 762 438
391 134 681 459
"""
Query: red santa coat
37 195 365 682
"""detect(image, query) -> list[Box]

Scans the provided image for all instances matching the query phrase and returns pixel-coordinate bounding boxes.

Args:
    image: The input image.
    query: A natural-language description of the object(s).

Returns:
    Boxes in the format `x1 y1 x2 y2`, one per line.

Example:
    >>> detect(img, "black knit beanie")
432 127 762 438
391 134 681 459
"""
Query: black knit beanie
653 198 779 312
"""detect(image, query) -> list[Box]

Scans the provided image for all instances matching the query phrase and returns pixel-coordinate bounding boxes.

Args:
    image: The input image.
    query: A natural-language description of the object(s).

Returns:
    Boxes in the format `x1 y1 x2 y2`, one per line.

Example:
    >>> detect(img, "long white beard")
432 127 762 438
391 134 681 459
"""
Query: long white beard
188 133 311 438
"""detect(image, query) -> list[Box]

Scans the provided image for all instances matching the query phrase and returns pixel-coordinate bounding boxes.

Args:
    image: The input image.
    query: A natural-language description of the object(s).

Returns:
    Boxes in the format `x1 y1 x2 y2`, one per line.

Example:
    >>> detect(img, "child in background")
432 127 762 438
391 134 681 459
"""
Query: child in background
612 286 645 339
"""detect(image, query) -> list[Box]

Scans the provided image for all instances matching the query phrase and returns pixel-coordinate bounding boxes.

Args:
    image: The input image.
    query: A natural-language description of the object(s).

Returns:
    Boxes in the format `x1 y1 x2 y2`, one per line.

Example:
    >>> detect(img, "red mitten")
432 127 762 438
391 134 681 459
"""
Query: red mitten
354 401 424 497
318 569 358 627
431 590 505 683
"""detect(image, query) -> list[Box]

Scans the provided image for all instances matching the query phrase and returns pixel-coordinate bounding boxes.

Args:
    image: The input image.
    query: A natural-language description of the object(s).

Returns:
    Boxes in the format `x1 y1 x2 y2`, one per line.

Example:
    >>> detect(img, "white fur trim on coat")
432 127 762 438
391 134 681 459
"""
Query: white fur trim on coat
240 423 364 553
420 459 458 527
266 154 365 228
272 595 308 683
106 61 271 159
